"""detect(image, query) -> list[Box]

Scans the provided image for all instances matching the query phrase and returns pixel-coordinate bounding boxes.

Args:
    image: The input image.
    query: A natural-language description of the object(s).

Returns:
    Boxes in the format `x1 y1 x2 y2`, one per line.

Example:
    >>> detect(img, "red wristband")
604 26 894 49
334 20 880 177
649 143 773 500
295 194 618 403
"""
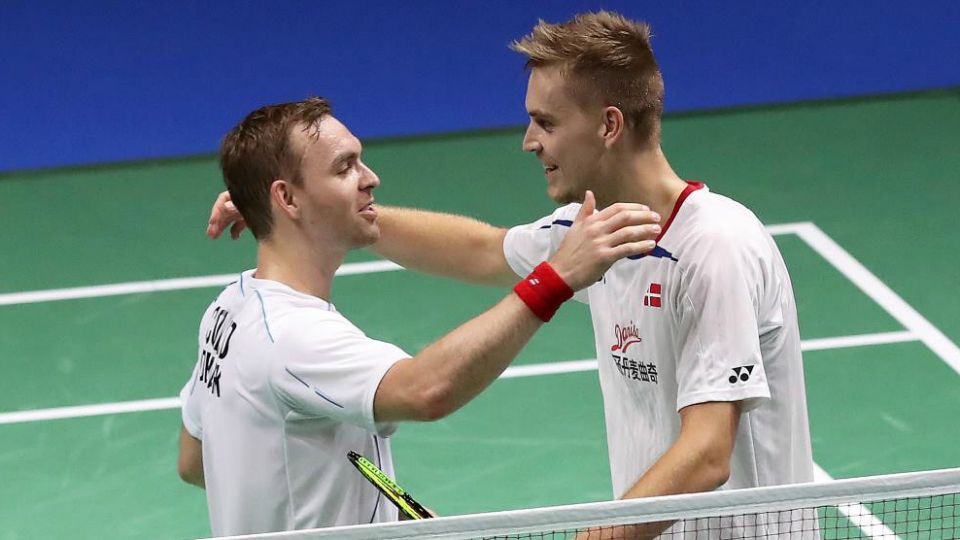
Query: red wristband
513 262 575 322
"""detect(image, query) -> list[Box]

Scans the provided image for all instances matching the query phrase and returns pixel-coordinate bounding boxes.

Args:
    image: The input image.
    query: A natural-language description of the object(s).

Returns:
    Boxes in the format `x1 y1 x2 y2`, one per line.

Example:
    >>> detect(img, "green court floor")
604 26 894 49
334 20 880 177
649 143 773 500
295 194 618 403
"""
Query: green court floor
0 90 958 539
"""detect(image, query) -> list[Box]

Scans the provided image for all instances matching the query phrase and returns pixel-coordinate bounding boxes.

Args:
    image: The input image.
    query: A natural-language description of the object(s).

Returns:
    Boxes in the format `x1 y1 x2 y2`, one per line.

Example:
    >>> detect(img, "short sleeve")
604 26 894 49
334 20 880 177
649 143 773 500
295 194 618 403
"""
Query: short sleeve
269 313 410 435
180 302 218 439
180 364 203 438
503 204 589 304
675 232 771 412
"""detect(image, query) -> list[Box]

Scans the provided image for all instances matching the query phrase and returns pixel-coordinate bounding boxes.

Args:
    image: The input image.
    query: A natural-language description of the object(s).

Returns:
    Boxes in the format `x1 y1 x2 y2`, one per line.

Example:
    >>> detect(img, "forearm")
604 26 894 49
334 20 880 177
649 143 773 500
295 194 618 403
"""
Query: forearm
577 447 729 540
621 440 730 500
578 402 738 540
371 206 515 287
380 293 543 421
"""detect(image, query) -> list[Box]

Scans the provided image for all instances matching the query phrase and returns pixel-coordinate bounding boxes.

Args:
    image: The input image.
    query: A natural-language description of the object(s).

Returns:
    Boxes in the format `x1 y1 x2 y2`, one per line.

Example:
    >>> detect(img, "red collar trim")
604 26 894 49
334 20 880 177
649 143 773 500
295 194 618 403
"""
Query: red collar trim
656 181 704 242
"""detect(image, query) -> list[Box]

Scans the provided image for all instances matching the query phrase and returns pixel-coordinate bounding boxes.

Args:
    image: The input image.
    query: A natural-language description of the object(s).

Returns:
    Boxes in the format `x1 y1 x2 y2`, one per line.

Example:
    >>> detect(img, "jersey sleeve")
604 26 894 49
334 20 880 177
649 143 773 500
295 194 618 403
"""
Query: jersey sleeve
180 301 219 439
674 231 771 412
268 313 410 436
179 363 204 439
503 204 589 304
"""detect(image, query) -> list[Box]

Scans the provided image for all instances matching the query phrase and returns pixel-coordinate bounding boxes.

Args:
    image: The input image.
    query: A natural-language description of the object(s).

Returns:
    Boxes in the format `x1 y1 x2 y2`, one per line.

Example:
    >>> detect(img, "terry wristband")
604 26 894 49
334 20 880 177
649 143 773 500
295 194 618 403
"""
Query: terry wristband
513 262 575 322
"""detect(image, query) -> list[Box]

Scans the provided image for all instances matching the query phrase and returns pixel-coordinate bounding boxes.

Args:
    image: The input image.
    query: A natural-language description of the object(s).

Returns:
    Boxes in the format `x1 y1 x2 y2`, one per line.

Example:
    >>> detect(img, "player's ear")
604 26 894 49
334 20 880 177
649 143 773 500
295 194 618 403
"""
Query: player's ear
271 179 300 220
600 106 625 148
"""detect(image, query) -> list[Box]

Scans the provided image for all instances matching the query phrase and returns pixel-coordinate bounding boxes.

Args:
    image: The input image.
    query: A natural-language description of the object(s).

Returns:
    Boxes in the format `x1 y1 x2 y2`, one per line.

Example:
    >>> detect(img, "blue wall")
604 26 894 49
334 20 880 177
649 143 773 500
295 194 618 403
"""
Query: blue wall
1 1 958 172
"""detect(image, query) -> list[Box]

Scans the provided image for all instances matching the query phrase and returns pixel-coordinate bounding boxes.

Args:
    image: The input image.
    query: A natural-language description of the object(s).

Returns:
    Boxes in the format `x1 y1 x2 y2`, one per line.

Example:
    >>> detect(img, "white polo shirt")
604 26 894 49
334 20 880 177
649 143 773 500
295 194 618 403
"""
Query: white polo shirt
504 183 814 499
180 270 408 536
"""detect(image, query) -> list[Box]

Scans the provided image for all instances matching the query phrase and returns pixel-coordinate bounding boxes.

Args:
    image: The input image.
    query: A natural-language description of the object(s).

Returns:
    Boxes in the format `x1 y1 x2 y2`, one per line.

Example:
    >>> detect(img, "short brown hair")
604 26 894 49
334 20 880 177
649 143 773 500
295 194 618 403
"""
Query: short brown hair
511 11 664 145
219 97 332 239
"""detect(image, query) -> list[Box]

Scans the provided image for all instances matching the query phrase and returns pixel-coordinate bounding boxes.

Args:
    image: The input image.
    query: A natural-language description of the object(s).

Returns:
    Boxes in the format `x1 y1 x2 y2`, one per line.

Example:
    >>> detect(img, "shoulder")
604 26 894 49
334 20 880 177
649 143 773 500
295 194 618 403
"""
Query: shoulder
515 203 582 230
503 203 582 266
196 277 245 326
674 190 772 257
255 290 359 346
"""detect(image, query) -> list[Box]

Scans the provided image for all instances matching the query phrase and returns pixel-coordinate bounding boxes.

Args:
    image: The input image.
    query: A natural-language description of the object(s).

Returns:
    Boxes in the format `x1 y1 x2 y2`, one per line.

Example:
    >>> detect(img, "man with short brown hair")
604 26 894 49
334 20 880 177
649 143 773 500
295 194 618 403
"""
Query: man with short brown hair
182 96 660 536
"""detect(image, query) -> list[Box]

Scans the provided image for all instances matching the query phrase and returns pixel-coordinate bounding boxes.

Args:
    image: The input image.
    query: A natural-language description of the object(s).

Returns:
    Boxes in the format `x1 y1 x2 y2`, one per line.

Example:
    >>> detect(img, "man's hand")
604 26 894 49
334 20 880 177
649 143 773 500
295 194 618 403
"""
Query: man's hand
207 191 246 239
549 191 661 291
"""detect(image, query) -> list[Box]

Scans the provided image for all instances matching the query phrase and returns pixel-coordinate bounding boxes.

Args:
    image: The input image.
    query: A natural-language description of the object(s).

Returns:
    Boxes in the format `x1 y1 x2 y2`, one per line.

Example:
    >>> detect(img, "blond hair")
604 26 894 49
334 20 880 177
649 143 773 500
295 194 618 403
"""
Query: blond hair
511 11 665 144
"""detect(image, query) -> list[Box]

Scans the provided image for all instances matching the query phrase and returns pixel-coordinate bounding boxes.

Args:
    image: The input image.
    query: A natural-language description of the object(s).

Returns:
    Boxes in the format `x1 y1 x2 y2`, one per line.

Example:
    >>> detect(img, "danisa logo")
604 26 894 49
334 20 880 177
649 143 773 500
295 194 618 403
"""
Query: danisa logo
611 322 642 353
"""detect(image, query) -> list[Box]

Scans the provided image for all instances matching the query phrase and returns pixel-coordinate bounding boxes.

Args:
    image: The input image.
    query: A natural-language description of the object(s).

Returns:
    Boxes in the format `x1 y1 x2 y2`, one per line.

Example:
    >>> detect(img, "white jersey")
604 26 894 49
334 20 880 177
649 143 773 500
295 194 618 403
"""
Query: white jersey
180 270 408 536
504 183 814 499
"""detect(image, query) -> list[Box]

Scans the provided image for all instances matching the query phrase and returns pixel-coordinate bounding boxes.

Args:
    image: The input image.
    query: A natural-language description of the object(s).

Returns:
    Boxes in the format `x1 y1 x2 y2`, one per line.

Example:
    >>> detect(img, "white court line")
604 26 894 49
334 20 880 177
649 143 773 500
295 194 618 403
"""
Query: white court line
814 464 899 539
787 222 960 376
0 397 181 425
0 330 921 426
500 330 921 379
800 330 916 351
0 260 403 306
0 222 816 306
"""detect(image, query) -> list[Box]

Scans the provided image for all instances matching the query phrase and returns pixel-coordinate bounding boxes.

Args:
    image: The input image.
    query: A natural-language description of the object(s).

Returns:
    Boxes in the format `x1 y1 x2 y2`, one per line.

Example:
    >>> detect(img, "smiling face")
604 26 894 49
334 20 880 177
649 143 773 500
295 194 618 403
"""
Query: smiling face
287 116 381 251
522 66 606 204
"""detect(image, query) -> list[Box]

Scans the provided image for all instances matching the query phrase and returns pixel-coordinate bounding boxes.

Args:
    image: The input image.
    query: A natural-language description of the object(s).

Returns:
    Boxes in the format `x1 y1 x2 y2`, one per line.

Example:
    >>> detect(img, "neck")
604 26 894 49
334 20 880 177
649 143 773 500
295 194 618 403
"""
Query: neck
254 232 344 302
598 145 689 222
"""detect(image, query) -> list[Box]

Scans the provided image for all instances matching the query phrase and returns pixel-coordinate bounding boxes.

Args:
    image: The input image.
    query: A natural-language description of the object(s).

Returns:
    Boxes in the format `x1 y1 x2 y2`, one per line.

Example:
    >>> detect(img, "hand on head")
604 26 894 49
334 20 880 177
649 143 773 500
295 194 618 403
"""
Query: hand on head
207 191 247 240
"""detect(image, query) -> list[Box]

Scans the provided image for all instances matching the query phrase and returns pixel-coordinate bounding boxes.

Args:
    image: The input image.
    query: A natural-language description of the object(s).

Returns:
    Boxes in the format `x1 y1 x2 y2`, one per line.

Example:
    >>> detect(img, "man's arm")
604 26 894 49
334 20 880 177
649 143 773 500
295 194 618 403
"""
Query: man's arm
374 292 541 422
373 193 661 422
372 206 517 287
622 401 740 498
206 192 517 287
177 424 205 488
578 401 740 539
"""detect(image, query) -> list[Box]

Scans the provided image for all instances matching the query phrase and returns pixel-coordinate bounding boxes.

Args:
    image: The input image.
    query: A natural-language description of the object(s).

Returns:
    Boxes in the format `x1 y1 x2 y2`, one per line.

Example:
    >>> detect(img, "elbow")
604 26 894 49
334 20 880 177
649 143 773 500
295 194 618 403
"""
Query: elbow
699 450 731 490
177 463 199 486
413 382 457 422
177 456 204 487
177 464 196 485
177 425 205 487
705 462 730 490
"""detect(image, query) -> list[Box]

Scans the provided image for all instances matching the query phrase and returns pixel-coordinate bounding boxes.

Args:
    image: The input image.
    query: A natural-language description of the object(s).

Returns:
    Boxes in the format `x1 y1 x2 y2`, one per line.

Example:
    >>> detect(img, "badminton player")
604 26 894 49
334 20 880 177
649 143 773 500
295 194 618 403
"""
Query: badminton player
179 97 661 536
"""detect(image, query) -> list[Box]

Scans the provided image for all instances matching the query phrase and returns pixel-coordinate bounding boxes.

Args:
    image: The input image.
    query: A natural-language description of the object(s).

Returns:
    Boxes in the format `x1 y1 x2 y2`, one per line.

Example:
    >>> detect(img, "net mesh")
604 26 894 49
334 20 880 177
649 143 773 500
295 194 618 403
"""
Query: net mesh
218 468 960 540
474 495 958 538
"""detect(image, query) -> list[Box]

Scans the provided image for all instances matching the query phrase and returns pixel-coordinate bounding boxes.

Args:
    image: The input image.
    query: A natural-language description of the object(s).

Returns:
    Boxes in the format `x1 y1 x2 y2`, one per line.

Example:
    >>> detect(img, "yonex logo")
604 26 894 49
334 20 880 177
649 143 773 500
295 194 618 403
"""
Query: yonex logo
643 283 662 308
728 365 755 384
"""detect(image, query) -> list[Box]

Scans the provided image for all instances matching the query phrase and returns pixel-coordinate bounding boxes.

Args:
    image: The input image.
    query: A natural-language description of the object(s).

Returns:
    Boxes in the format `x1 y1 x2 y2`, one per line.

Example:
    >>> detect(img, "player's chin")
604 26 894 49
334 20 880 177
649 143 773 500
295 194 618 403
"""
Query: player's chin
548 186 582 205
355 224 381 247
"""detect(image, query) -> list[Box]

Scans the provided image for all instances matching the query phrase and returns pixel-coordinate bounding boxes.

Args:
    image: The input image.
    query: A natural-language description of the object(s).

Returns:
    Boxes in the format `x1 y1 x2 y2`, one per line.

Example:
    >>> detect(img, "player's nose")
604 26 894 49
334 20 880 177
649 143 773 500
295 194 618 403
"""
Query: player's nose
522 124 542 154
359 161 380 189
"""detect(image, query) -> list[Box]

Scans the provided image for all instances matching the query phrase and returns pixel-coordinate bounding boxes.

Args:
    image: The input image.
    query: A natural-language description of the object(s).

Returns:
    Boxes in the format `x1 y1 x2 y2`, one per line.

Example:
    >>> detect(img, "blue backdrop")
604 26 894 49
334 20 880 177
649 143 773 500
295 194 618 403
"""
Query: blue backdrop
1 0 958 172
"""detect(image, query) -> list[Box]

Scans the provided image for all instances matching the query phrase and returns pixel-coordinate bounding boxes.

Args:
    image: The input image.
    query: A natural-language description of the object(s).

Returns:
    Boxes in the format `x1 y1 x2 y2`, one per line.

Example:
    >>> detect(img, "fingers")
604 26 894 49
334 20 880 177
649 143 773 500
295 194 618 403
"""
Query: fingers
229 219 246 240
610 239 658 259
207 191 231 239
595 201 652 221
600 209 661 236
575 190 596 223
207 191 247 240
607 222 662 247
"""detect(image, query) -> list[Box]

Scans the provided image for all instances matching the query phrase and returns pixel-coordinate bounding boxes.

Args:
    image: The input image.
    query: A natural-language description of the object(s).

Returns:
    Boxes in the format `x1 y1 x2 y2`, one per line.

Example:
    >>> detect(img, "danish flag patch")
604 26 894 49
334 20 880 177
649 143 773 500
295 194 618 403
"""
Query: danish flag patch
643 283 662 308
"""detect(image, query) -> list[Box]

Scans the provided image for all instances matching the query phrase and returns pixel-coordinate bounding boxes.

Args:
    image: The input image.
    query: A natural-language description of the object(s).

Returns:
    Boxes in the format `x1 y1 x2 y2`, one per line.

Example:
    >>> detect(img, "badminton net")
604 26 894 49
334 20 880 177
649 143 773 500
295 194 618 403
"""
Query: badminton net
217 467 959 539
